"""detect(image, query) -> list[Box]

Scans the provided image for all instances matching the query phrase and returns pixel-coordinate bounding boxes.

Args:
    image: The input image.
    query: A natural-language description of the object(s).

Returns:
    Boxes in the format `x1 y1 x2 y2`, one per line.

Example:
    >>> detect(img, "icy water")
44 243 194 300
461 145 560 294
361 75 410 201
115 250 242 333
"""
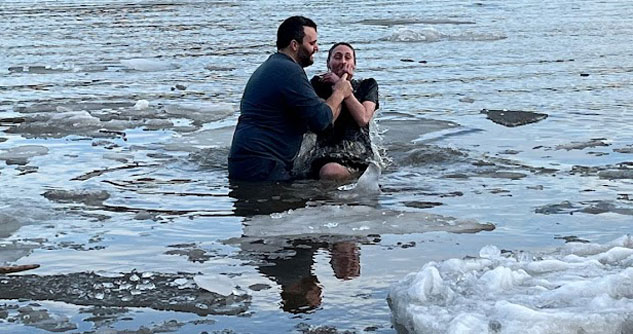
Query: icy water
1 0 633 333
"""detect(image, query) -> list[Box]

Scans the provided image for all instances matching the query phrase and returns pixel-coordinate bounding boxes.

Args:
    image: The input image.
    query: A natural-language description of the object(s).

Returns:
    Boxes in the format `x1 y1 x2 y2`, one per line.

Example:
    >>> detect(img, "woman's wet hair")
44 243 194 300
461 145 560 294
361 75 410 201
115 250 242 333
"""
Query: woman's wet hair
276 16 317 50
327 42 357 66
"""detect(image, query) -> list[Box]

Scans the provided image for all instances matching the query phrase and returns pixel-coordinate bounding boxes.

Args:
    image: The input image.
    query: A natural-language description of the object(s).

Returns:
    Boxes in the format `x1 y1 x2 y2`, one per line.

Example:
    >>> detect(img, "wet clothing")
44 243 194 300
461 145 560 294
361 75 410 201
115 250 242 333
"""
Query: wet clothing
307 76 379 178
228 52 334 181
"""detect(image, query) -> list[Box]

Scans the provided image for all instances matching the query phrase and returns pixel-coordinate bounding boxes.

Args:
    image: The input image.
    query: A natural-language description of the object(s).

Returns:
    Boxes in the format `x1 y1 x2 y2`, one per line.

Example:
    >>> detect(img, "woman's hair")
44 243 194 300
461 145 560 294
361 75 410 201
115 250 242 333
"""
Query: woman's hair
327 42 357 66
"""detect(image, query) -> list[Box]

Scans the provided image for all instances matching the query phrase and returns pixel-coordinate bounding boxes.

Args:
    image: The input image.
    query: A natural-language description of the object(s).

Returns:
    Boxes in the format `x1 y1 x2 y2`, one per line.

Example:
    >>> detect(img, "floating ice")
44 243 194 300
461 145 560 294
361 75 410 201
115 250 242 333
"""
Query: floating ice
388 28 442 42
389 235 633 334
42 189 110 206
193 275 238 296
164 103 234 124
133 99 150 110
354 162 381 193
120 58 178 71
242 205 494 238
0 145 48 164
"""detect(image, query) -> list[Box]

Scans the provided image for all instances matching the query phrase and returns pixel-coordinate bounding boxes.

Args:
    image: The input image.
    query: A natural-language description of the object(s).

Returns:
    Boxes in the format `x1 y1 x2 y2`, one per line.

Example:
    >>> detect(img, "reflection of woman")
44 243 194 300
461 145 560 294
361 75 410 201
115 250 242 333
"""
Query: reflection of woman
308 42 379 181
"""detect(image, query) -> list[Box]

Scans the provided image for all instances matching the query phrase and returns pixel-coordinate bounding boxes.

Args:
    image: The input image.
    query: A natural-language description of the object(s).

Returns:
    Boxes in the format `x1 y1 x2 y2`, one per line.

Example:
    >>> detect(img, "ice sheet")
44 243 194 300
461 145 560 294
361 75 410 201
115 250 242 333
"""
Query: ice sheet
389 235 633 334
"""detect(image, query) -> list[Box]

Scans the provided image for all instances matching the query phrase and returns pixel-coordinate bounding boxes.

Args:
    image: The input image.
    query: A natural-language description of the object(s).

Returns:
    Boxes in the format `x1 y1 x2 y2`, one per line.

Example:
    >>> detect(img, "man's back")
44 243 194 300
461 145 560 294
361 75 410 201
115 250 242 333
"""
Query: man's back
228 53 332 181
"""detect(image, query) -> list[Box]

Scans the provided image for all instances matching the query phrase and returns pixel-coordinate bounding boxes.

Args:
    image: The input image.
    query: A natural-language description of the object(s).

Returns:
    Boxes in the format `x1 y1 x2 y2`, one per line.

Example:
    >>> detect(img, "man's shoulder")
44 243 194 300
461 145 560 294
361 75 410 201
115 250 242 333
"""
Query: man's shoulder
265 53 299 69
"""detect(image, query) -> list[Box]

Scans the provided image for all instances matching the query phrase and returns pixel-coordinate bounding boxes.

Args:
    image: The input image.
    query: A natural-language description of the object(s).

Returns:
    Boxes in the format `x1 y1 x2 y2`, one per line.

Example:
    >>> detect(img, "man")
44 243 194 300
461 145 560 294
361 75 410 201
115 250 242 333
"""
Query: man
228 16 353 181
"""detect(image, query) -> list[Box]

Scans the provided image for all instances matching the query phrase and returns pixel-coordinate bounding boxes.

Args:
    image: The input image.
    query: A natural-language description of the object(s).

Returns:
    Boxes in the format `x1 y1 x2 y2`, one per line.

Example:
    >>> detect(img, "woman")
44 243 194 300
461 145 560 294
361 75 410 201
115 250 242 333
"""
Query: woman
307 42 379 181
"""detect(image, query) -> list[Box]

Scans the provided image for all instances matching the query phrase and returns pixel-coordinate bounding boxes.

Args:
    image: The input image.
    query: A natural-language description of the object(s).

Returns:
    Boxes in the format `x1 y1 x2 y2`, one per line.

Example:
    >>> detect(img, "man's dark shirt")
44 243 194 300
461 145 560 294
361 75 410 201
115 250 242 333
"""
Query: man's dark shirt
228 53 333 181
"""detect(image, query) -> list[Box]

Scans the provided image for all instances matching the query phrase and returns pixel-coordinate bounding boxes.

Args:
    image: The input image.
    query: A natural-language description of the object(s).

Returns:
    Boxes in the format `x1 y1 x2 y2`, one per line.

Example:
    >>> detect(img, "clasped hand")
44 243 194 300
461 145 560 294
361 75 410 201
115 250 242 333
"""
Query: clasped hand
332 73 353 99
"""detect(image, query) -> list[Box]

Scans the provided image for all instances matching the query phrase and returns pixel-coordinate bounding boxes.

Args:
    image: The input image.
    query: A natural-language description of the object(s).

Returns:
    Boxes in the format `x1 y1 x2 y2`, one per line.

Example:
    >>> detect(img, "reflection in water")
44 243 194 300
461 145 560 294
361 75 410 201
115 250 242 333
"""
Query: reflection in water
257 240 361 314
228 180 309 217
228 180 361 313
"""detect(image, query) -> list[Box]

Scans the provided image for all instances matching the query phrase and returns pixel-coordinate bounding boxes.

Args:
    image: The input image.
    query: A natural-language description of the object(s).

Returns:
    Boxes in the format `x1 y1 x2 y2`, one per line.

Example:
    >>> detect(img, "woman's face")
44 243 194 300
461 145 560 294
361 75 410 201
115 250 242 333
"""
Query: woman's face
328 45 356 79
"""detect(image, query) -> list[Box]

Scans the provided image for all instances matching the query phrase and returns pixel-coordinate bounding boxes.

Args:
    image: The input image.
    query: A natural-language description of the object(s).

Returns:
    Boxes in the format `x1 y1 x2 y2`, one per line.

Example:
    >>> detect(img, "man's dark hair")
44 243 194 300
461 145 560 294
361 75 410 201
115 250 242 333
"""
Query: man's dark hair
276 16 317 50
327 42 357 65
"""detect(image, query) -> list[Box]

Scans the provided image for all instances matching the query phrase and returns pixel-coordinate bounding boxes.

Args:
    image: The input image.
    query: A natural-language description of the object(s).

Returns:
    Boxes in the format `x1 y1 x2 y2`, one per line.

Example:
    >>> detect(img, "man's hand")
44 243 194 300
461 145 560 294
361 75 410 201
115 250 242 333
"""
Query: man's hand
333 73 353 98
322 72 340 84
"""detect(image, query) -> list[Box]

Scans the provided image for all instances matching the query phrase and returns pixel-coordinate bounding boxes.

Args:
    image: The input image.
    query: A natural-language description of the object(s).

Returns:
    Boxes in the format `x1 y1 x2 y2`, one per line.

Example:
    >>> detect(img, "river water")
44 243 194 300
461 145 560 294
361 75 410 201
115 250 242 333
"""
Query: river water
1 0 632 333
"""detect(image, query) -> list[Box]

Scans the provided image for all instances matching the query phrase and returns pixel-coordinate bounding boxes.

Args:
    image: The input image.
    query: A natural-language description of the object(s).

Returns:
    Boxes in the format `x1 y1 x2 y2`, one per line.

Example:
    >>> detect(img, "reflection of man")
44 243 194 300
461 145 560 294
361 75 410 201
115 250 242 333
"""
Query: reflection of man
228 16 353 181
257 242 323 313
256 240 361 314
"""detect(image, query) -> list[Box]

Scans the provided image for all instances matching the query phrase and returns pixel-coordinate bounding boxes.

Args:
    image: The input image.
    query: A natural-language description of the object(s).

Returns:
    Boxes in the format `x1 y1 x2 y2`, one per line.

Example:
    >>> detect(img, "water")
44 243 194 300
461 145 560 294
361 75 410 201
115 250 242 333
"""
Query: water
1 0 633 333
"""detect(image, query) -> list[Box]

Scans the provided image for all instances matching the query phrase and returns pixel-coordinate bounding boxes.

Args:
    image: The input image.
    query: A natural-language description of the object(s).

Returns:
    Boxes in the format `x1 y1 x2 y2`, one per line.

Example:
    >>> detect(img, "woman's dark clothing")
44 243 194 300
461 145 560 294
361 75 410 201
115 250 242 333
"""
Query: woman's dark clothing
307 76 379 178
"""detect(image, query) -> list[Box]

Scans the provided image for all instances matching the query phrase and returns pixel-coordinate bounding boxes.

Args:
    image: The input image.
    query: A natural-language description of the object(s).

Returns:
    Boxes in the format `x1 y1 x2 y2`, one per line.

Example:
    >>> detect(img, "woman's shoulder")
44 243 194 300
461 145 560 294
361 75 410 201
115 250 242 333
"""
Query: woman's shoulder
358 77 378 86
353 77 378 91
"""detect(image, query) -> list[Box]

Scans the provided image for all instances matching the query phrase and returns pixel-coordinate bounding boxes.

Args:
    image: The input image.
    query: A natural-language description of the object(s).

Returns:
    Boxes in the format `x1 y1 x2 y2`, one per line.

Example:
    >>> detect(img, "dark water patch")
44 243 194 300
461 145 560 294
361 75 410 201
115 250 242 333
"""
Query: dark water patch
474 171 527 180
554 235 591 243
101 177 194 190
0 271 250 316
404 201 443 209
614 146 633 154
588 151 610 157
0 116 26 125
47 241 105 252
101 203 233 218
481 109 548 127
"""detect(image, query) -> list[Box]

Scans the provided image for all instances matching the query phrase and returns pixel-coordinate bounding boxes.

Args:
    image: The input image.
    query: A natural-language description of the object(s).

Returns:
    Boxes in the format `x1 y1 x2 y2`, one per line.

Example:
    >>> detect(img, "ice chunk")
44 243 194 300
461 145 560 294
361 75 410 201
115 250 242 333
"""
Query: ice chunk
120 58 178 71
479 266 530 291
389 27 442 42
354 162 381 193
406 266 450 303
42 189 110 206
479 245 500 259
242 205 494 238
193 274 236 296
134 100 149 110
389 235 633 334
0 145 48 164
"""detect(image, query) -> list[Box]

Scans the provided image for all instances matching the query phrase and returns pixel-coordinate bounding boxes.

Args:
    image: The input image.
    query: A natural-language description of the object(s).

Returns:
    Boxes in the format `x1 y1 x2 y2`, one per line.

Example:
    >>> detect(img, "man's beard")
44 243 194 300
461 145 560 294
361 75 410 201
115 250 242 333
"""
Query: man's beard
297 45 314 68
